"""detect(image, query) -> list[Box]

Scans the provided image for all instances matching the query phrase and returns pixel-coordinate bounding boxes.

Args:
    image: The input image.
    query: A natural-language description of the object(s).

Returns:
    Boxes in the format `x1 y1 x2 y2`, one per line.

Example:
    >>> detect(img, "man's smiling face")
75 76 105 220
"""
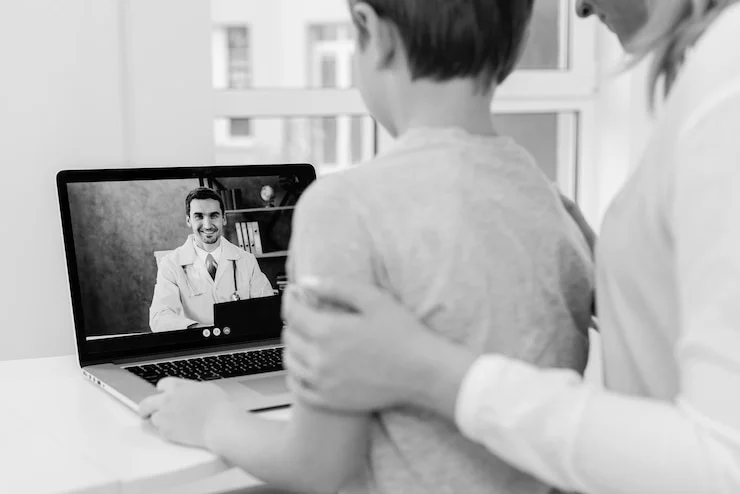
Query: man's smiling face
186 198 225 250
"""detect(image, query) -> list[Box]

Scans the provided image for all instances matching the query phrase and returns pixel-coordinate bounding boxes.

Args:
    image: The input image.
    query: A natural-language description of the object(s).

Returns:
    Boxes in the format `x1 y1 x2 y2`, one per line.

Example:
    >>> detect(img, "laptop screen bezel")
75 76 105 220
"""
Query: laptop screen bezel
57 164 315 366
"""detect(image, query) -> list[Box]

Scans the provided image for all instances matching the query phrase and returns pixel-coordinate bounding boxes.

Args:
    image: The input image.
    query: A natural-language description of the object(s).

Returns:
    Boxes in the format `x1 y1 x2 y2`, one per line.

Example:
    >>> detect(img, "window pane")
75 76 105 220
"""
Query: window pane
493 112 575 183
214 115 376 176
518 0 566 70
214 117 254 146
319 57 337 88
230 118 252 137
213 25 251 89
227 26 250 88
211 0 570 89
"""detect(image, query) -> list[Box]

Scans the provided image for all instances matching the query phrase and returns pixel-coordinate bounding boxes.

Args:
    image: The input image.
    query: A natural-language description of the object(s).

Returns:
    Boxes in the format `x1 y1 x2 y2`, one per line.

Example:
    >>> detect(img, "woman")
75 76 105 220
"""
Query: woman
283 1 740 492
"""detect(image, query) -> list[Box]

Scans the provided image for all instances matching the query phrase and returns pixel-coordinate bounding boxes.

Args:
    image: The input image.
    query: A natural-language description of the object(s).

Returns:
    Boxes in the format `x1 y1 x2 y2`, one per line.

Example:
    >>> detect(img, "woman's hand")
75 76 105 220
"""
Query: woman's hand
282 278 475 418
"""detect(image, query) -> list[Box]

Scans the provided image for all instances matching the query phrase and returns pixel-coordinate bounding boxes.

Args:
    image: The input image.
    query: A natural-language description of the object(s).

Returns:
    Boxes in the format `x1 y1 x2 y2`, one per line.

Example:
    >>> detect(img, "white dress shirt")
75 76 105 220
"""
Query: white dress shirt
193 236 223 268
455 5 740 493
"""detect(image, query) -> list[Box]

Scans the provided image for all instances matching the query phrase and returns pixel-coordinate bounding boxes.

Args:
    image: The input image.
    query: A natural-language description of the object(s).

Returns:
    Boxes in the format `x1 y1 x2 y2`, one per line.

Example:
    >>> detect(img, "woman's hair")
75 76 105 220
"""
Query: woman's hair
628 0 740 107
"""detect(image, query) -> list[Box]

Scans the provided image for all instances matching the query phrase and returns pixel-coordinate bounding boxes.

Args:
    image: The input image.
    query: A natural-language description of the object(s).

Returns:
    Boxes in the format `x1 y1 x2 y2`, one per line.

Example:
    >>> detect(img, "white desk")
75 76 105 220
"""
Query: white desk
0 355 288 494
0 404 116 494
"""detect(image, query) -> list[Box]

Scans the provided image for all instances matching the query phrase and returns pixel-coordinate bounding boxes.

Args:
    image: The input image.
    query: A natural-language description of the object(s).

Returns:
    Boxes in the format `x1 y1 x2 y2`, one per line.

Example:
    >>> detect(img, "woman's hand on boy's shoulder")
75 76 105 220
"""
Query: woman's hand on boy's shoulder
281 278 439 412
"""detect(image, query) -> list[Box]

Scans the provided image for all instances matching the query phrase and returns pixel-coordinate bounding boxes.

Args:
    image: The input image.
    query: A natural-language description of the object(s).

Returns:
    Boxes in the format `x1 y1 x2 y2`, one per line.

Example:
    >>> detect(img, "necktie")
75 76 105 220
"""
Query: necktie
206 254 217 280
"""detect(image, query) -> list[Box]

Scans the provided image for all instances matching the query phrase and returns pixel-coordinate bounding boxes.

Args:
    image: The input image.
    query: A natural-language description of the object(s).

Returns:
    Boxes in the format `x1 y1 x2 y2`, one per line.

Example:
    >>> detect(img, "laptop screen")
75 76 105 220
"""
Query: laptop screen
57 164 315 365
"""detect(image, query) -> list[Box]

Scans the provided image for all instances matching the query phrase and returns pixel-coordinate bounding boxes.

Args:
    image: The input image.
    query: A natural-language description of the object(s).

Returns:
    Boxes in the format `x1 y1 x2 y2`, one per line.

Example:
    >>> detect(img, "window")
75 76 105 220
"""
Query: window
211 0 598 198
494 111 579 197
213 25 251 89
213 25 253 147
487 0 597 204
308 24 354 89
306 24 365 170
213 115 375 173
518 0 567 70
227 26 250 88
214 117 253 147
230 117 252 137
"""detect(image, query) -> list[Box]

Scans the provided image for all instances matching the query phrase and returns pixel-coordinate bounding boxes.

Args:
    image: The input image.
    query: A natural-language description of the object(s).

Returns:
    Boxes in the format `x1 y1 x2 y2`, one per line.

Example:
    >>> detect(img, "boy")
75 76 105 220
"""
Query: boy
140 1 593 492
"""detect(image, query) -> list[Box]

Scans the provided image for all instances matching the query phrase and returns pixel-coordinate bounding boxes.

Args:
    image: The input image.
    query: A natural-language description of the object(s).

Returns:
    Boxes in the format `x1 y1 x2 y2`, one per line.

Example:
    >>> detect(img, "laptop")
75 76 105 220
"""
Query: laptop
56 164 316 412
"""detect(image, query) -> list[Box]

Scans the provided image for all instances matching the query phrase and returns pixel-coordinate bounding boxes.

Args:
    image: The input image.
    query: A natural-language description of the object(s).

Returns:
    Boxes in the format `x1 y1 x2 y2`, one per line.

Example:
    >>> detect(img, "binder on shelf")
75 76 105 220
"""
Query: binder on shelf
240 222 252 252
250 221 263 255
235 221 245 250
244 221 255 253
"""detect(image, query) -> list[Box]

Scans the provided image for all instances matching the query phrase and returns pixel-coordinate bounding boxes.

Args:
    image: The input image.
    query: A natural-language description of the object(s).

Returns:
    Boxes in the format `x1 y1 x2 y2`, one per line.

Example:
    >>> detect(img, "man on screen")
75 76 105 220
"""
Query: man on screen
149 187 274 332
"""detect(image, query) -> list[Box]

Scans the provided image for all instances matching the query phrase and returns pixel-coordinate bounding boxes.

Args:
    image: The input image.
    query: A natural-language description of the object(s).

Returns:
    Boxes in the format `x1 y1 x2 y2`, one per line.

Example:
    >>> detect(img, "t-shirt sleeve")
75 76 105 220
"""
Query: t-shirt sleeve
287 174 377 286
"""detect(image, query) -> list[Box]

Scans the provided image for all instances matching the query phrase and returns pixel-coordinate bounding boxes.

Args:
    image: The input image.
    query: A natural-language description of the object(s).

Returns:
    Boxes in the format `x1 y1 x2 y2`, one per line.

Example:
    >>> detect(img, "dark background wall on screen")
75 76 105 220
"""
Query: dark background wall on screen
68 179 199 336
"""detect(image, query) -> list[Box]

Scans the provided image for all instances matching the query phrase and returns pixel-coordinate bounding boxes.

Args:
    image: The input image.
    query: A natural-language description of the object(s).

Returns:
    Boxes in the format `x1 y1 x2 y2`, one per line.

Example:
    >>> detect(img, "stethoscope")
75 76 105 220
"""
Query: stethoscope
181 260 242 301
229 260 241 301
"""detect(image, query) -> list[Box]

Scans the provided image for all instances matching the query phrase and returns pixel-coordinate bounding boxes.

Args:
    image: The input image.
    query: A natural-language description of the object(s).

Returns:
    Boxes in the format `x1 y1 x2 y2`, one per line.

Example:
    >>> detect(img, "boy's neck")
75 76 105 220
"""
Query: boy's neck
392 78 497 138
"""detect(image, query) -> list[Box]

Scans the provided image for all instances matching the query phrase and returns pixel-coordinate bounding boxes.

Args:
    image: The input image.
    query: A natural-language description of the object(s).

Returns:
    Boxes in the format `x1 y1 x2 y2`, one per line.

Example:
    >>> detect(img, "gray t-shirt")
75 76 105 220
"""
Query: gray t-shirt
288 127 594 494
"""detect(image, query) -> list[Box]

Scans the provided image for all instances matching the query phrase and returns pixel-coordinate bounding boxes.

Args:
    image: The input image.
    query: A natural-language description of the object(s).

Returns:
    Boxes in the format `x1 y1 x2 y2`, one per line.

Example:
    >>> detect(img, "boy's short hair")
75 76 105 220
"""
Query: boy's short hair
350 0 534 88
185 187 225 217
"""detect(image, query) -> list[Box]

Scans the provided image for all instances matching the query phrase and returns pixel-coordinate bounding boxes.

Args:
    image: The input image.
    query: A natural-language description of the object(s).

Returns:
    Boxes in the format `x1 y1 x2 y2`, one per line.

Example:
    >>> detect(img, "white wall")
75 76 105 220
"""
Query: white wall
0 0 213 360
0 0 123 360
123 1 214 165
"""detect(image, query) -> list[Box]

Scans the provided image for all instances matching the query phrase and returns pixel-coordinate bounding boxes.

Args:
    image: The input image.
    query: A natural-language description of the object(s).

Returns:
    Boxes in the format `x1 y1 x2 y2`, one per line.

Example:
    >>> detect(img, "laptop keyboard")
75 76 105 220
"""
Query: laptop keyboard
124 347 284 386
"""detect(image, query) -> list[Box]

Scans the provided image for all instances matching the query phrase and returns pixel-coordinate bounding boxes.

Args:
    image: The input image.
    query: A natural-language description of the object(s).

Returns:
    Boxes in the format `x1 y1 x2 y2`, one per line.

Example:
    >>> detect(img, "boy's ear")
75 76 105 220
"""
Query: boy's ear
351 2 398 68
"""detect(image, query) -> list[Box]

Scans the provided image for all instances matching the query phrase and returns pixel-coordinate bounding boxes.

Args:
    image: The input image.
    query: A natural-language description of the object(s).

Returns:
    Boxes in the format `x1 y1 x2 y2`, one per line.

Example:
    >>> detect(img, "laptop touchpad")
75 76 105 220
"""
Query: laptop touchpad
239 376 288 396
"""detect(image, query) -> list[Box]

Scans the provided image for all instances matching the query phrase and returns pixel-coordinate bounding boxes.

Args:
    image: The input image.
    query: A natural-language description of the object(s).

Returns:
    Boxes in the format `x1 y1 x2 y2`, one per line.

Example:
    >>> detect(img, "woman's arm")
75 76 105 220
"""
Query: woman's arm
283 281 475 416
285 277 739 492
454 354 740 493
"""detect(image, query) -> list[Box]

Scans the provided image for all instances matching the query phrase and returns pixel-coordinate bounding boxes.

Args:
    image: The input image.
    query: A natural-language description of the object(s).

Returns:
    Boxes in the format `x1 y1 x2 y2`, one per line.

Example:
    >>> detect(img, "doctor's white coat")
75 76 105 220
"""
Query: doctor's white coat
149 235 275 332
